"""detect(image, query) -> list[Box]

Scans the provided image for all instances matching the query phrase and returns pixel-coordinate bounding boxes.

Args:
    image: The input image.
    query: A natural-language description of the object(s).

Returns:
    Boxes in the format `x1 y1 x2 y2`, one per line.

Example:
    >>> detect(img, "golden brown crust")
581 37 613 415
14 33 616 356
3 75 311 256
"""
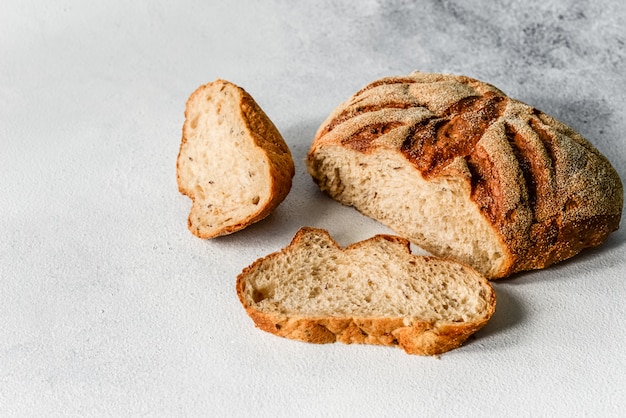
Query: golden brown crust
308 71 623 278
176 79 294 238
241 308 493 356
236 227 496 356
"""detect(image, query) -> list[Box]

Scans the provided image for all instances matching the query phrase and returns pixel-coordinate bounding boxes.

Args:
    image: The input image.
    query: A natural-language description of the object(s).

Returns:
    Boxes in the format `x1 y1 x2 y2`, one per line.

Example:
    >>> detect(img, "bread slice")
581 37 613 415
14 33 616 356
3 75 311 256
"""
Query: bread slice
177 79 294 238
237 227 496 356
307 71 623 279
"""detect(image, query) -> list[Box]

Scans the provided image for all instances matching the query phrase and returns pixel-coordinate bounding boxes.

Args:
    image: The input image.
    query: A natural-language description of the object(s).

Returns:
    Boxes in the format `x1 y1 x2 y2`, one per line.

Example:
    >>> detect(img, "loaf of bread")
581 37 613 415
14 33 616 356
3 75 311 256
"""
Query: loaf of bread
237 227 496 356
177 79 294 238
307 71 623 279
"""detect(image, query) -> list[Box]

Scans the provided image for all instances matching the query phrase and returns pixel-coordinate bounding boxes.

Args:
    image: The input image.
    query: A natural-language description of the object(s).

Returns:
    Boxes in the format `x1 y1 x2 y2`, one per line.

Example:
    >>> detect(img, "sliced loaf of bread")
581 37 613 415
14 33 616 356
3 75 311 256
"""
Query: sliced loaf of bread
177 79 294 238
237 227 496 356
307 71 623 278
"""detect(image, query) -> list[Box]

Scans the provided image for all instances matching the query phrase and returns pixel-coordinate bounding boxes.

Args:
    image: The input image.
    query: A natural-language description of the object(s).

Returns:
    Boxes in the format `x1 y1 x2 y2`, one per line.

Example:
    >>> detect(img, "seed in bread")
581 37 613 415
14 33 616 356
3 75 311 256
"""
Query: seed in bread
236 227 496 356
177 79 294 238
307 71 623 279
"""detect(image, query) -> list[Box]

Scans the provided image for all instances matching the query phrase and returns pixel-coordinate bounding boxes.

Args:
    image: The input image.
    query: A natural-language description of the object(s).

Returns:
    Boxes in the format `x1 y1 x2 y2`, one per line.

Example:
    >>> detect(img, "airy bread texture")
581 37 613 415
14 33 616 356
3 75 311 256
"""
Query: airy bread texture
177 79 294 238
237 227 496 356
307 71 623 279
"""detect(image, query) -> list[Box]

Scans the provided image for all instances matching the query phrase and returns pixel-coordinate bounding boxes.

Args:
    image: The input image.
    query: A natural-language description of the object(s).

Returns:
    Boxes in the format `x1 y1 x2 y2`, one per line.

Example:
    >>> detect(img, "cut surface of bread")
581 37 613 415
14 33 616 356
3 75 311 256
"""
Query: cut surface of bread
237 227 496 356
177 79 294 238
307 71 623 279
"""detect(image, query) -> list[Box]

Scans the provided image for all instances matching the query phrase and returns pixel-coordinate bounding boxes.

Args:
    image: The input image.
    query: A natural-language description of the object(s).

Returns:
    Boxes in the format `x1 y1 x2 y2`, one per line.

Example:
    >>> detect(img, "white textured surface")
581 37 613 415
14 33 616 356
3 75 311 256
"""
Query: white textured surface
1 0 625 416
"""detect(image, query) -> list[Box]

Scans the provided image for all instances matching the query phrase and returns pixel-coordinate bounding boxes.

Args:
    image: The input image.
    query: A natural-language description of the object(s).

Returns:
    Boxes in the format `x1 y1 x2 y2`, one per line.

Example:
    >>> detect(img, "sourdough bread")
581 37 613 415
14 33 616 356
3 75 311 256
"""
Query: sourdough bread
307 71 623 279
237 227 496 356
177 79 294 238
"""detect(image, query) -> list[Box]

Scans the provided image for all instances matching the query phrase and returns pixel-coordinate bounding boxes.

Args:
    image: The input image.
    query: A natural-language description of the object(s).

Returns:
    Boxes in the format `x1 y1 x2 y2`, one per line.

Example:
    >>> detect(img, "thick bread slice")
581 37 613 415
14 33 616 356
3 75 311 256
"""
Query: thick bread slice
236 227 496 356
177 79 294 238
307 71 623 279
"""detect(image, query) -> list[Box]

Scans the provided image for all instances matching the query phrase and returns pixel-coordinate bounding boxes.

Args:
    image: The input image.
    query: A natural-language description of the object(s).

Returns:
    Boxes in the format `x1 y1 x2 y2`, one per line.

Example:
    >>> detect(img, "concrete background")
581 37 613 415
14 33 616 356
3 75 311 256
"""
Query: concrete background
2 0 625 416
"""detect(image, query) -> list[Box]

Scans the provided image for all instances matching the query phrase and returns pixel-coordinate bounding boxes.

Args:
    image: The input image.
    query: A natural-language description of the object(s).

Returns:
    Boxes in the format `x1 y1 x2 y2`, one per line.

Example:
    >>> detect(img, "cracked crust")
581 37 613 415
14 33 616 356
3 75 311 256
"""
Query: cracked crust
236 227 496 356
307 71 623 278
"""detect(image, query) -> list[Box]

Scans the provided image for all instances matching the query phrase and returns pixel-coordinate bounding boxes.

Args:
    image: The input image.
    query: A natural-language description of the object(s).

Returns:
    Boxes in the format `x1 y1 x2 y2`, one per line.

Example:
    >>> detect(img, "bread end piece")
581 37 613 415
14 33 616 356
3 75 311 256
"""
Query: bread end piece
307 71 623 279
237 227 496 356
177 79 294 238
